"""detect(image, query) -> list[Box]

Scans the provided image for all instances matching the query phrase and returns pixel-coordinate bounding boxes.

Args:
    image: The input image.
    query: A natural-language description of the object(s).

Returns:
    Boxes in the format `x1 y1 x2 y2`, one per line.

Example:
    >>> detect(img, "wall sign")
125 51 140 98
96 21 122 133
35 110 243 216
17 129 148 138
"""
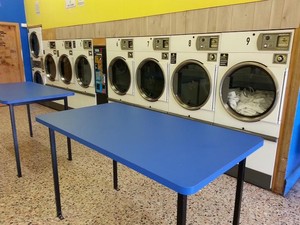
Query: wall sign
78 0 85 7
65 0 76 9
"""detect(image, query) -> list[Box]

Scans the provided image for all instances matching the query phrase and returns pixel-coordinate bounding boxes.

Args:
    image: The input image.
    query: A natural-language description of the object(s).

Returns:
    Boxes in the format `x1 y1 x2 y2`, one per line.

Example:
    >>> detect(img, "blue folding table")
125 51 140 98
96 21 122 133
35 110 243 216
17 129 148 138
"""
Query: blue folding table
0 82 74 177
36 102 263 225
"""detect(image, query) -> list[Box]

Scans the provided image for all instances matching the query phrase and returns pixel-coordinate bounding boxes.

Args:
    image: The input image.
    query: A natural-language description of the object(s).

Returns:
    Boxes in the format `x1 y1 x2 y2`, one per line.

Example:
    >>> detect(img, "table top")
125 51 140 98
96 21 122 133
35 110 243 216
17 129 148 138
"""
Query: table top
0 82 74 105
36 102 263 195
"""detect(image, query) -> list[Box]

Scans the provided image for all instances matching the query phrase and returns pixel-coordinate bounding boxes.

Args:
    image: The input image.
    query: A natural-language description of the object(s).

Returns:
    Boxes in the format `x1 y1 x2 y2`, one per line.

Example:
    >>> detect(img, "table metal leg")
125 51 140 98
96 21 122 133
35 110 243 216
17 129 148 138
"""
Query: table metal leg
49 128 64 220
9 105 22 177
26 104 33 137
63 98 72 161
177 194 187 225
233 158 246 225
113 160 120 191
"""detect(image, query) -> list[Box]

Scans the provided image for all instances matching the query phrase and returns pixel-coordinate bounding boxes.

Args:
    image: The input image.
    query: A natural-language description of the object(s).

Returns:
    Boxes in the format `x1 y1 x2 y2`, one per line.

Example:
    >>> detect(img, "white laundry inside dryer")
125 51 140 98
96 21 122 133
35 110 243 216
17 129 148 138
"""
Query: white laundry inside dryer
228 89 275 116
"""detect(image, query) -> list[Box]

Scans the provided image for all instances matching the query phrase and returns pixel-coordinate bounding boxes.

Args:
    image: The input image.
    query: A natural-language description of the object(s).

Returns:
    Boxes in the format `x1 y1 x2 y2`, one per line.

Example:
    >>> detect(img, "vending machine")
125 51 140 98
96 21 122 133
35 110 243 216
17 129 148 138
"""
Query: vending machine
94 46 108 104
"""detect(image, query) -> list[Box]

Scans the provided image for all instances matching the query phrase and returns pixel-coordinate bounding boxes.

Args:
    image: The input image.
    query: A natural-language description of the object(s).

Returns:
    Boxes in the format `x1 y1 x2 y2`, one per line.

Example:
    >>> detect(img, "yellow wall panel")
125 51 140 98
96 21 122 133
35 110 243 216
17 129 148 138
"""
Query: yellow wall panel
24 0 264 29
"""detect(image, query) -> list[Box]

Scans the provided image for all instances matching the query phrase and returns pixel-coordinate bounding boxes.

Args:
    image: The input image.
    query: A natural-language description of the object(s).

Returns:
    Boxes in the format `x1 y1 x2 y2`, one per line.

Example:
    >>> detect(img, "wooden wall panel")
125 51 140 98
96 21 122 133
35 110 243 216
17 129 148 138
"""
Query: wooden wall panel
147 14 171 36
56 26 76 39
185 9 209 34
281 0 300 28
104 20 128 37
125 17 148 37
0 22 25 83
170 12 186 35
94 23 107 38
269 0 285 29
273 28 300 194
93 38 106 46
215 6 233 32
207 8 218 33
42 28 56 40
81 24 96 38
230 3 255 30
73 25 84 38
253 0 272 30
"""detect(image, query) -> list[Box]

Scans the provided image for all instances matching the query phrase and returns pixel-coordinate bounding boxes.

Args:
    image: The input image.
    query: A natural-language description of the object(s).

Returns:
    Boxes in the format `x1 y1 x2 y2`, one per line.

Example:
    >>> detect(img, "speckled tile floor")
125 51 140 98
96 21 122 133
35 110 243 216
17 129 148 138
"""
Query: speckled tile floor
0 104 299 225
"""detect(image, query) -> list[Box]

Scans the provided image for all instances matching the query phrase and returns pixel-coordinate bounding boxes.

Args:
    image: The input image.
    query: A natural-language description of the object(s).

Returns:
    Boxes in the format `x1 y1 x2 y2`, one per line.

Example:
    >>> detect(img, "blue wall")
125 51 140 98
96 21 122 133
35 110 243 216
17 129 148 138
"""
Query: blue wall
0 0 32 82
284 90 300 195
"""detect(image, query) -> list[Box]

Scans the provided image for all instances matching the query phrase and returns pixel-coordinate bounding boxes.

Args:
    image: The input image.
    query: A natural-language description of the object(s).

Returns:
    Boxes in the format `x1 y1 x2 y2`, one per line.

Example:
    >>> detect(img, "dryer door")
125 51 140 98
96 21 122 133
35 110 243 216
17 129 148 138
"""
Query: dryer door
29 32 40 58
45 54 57 81
136 58 165 102
33 70 44 85
220 62 278 122
75 55 92 88
58 54 72 84
172 60 211 110
108 57 131 95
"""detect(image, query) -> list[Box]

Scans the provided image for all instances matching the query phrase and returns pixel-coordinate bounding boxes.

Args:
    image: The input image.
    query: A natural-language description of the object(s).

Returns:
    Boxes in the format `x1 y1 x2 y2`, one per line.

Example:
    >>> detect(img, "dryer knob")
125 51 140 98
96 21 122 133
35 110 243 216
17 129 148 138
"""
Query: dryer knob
273 54 287 64
276 55 284 62
209 54 216 60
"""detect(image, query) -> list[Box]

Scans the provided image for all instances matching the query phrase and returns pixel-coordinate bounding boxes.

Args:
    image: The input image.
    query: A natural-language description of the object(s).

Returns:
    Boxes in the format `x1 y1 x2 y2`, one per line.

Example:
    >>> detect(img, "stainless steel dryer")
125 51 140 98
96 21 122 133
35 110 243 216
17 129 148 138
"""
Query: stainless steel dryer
215 30 294 138
169 34 220 123
57 40 75 89
73 39 95 95
43 40 59 86
107 38 135 104
214 30 294 188
28 26 44 84
134 36 170 112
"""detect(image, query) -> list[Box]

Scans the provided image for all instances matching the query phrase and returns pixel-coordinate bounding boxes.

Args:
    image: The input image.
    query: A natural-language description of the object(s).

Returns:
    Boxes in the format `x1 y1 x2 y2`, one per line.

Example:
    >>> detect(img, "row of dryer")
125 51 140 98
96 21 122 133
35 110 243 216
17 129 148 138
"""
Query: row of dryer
28 27 44 85
43 39 95 95
28 28 95 96
28 27 98 108
43 39 95 96
106 29 294 188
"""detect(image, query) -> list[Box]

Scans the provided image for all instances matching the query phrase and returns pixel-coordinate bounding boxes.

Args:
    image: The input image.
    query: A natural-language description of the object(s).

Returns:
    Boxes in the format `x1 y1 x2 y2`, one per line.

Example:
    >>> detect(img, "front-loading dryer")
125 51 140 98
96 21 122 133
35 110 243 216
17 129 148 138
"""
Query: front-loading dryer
134 36 170 112
32 67 46 85
57 40 75 89
107 38 135 104
43 40 59 87
28 27 44 83
73 39 95 95
215 30 294 138
214 30 294 188
28 27 43 59
169 34 220 123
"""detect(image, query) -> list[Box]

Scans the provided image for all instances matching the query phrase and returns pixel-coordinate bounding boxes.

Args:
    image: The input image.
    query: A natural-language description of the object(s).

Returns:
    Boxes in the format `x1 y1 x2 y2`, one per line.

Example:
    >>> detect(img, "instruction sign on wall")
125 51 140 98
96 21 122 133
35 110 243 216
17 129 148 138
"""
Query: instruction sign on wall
65 0 76 9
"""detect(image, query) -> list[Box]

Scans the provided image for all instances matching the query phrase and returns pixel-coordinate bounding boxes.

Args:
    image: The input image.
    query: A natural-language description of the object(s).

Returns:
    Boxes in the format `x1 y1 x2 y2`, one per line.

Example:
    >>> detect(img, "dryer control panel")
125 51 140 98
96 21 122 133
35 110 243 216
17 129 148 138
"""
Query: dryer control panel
257 32 292 51
49 41 56 49
83 40 92 49
153 37 169 50
120 39 133 50
196 35 219 51
64 40 72 49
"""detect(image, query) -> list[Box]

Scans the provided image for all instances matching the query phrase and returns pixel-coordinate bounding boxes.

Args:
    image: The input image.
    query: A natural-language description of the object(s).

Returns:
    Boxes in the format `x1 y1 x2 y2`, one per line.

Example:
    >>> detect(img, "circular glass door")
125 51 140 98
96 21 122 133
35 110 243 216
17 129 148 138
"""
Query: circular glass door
220 62 278 122
33 71 44 85
29 32 40 58
108 57 131 95
58 54 72 84
172 60 211 110
75 55 92 88
136 59 165 102
45 54 57 81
